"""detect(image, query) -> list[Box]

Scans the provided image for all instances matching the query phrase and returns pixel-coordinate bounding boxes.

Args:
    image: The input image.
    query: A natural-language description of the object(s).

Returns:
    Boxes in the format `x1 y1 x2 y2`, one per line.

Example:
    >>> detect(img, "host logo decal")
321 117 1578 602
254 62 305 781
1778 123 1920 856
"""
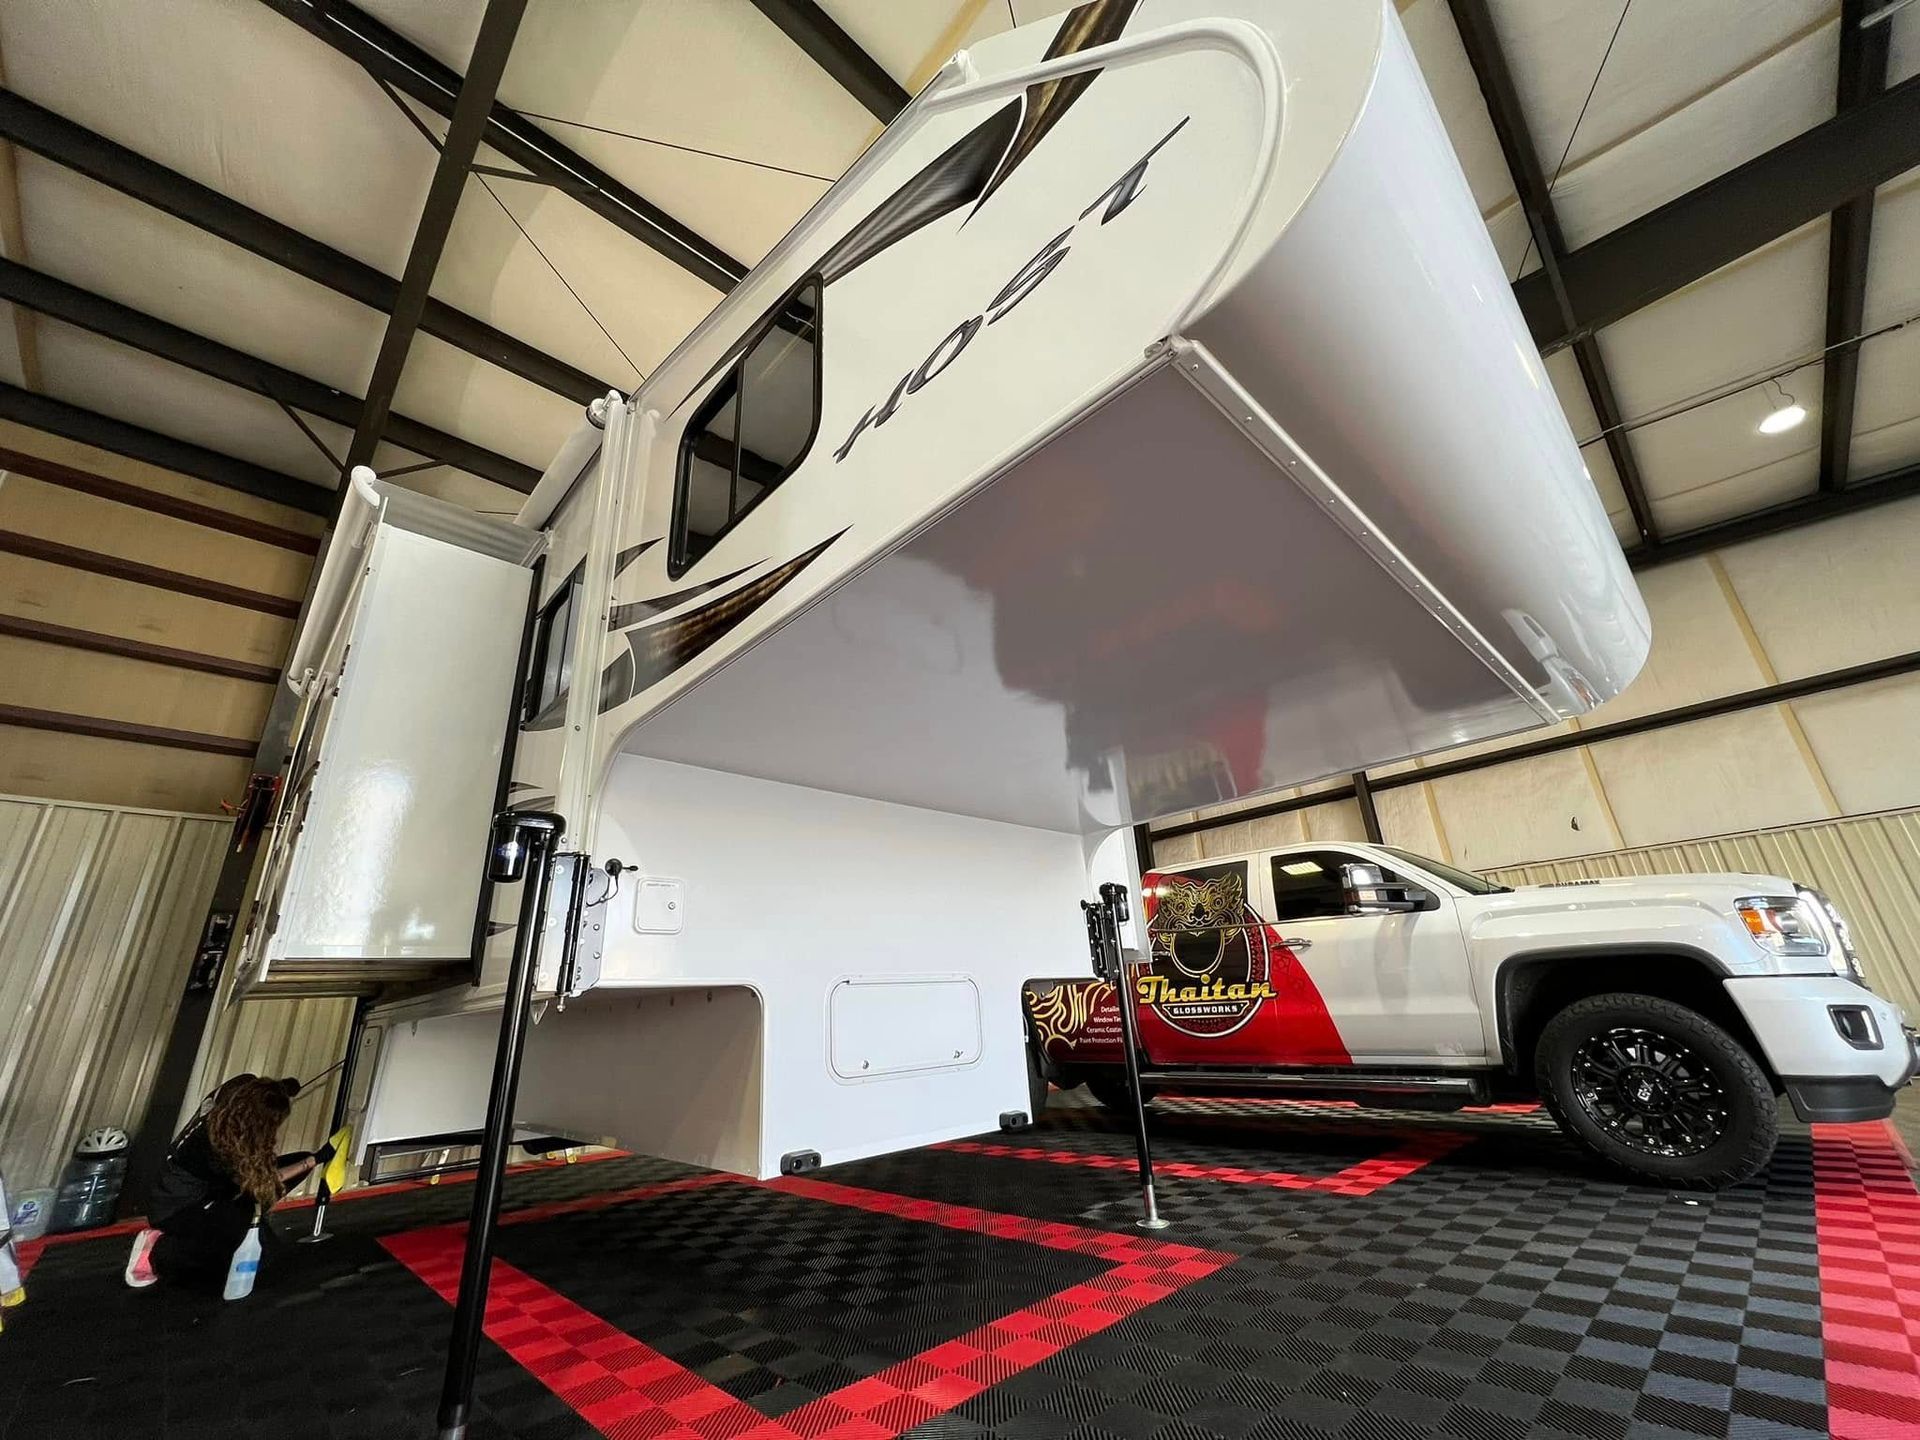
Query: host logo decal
833 116 1189 465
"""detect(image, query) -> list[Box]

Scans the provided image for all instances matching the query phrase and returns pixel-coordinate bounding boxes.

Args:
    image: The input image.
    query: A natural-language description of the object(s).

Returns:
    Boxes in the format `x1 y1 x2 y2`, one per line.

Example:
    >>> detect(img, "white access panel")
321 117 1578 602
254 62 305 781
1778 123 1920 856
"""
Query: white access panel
271 525 530 967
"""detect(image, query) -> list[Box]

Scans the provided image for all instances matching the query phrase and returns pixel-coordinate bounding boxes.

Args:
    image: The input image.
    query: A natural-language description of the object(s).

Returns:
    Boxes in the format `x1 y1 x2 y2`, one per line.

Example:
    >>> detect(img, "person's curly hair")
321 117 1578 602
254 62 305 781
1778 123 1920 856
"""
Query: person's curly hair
206 1075 297 1210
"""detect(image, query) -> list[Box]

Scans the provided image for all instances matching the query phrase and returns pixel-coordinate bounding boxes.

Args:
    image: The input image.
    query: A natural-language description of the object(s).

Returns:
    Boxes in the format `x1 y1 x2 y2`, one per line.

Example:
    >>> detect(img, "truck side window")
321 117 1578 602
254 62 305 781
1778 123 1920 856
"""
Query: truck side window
1269 851 1404 921
671 278 821 577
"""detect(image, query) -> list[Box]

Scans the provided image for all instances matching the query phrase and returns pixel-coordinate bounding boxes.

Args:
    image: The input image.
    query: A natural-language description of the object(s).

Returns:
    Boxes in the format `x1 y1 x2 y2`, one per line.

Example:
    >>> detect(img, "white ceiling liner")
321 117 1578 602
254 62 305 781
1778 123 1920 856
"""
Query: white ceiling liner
0 0 1911 545
1600 219 1830 416
15 156 386 398
0 0 435 278
1490 0 1834 174
30 318 422 491
1544 20 1837 248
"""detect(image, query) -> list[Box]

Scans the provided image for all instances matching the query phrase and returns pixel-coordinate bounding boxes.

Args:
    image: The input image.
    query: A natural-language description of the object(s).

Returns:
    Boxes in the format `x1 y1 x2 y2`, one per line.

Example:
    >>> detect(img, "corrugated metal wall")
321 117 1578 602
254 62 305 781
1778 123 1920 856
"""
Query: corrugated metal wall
0 794 226 1191
1483 807 1920 1020
184 983 355 1157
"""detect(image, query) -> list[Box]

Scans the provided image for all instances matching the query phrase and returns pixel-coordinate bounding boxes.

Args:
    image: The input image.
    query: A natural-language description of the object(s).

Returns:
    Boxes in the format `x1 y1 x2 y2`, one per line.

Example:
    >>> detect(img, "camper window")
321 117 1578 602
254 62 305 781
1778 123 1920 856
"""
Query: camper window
527 572 579 721
671 278 821 576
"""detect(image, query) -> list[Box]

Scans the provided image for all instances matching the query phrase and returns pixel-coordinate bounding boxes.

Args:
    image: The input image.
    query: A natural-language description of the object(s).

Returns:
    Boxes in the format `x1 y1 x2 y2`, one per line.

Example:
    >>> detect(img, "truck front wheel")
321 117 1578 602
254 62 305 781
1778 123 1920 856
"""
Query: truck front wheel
1534 993 1777 1190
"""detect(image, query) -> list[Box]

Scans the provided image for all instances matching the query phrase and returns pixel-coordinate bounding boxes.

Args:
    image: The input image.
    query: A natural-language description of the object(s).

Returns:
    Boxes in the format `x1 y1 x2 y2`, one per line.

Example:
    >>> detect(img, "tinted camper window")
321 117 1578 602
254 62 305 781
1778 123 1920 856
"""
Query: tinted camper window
526 572 579 721
671 278 820 577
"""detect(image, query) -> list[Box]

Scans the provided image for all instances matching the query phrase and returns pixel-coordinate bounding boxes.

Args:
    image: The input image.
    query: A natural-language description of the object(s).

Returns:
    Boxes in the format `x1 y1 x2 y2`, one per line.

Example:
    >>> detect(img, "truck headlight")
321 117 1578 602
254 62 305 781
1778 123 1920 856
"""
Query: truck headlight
1799 886 1866 982
1735 895 1830 959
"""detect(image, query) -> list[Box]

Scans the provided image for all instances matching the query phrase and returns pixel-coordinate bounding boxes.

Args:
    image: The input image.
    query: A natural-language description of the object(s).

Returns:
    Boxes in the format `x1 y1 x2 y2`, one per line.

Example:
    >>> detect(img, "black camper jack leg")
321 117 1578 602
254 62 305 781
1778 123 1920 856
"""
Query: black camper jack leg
435 810 566 1440
1083 882 1168 1231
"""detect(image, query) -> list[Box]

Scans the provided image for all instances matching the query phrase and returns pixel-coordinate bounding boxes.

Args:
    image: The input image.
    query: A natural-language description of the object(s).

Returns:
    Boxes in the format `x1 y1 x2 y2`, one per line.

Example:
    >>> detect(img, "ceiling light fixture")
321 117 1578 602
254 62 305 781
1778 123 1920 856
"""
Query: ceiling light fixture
1757 378 1806 435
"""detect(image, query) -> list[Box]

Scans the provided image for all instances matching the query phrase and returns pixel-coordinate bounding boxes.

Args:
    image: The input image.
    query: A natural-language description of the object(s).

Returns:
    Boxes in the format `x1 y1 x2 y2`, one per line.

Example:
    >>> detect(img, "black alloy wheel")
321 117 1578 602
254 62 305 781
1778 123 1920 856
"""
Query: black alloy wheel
1535 992 1777 1189
1569 1025 1729 1157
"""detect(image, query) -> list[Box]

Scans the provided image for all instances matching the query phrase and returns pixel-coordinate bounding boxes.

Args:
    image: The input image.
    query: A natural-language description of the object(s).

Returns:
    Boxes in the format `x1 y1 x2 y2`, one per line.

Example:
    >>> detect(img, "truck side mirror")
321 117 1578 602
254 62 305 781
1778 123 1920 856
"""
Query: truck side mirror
1342 862 1437 915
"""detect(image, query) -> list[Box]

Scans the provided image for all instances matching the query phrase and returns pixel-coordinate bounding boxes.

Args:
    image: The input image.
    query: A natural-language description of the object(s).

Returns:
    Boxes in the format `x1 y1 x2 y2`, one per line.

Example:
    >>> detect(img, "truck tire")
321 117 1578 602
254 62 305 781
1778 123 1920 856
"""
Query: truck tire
1534 992 1777 1190
1086 1074 1156 1112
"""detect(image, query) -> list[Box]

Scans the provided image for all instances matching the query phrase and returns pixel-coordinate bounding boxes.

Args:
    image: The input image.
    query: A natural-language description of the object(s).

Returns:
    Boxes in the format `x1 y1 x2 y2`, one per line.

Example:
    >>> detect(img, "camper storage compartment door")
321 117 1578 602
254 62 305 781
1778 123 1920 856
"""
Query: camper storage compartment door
268 525 531 985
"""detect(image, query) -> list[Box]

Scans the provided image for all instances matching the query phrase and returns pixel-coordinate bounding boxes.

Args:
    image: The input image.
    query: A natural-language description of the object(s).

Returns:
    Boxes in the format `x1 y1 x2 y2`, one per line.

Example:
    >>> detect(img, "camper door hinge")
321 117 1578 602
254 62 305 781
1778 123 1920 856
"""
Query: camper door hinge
539 851 598 1000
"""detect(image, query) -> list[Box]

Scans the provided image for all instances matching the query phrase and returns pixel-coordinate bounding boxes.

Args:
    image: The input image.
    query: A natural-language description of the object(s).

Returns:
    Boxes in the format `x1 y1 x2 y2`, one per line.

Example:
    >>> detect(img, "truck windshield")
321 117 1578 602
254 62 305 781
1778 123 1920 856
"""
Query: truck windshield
1377 847 1510 895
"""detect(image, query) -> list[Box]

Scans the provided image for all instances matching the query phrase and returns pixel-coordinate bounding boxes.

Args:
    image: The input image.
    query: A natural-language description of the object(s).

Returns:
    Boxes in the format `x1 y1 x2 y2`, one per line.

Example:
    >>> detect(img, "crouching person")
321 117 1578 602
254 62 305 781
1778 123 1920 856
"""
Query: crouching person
124 1075 318 1294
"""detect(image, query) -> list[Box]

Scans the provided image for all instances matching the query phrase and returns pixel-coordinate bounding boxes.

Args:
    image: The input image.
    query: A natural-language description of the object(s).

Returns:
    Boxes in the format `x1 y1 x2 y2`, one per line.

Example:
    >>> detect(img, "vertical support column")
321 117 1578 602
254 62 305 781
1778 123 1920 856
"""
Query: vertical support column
436 810 565 1440
1351 771 1383 843
299 995 369 1244
1085 880 1167 1231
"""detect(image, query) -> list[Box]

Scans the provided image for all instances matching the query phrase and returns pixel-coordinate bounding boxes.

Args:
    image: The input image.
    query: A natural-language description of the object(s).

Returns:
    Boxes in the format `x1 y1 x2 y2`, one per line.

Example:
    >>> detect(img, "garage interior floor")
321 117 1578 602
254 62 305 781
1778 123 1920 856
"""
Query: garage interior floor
5 1090 1917 1440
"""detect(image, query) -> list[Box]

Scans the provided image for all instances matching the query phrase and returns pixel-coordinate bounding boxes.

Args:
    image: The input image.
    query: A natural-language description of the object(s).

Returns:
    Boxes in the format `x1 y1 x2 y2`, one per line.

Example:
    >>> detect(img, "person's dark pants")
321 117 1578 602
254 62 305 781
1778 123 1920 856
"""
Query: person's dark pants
150 1197 255 1287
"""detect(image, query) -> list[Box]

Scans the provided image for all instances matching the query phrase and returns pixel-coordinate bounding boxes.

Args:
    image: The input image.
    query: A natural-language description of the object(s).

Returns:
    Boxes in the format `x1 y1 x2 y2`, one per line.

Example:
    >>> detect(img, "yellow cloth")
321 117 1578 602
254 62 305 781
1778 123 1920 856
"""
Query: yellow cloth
321 1125 352 1196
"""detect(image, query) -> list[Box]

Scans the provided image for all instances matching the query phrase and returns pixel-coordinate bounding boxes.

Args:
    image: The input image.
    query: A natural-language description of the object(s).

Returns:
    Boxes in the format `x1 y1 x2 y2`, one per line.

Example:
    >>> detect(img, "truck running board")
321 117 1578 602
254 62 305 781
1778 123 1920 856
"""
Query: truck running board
1137 1070 1487 1109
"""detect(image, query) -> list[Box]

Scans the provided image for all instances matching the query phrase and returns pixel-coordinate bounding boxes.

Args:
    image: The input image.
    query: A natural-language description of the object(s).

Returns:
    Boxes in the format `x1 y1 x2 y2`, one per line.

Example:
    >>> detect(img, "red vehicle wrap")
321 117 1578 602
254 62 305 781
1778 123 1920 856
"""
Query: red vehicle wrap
1025 863 1351 1069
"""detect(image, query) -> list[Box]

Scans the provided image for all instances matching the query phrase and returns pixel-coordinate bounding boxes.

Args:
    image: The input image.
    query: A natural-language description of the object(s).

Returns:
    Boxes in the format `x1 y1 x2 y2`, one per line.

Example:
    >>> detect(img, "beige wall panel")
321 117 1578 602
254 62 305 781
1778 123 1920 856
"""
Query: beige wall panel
0 475 311 595
1586 558 1767 723
0 636 271 738
1153 833 1203 866
1374 783 1445 856
1482 807 1920 1019
1718 496 1920 677
0 418 326 536
0 795 226 1190
1301 798 1368 843
1414 717 1578 770
1196 806 1308 860
0 727 250 812
1427 751 1610 870
1791 674 1920 815
1589 708 1830 848
0 553 295 666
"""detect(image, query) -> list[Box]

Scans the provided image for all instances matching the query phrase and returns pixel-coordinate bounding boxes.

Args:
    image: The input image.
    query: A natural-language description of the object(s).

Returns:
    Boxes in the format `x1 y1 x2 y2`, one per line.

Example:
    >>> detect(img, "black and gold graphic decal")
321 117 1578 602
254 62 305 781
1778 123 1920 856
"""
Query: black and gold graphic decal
812 0 1139 287
606 564 752 632
595 531 846 715
971 0 1142 217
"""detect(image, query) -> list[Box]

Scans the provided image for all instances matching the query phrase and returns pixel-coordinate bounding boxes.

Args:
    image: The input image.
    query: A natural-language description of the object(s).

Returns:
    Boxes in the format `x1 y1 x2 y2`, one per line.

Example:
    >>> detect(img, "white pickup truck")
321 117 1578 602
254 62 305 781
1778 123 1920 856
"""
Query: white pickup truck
1024 841 1918 1188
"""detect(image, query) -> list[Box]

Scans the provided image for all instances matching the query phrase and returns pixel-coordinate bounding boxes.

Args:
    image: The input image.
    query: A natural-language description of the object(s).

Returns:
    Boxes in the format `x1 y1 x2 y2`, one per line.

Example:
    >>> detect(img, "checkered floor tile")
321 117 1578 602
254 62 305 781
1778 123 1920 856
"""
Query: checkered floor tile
0 1089 1913 1439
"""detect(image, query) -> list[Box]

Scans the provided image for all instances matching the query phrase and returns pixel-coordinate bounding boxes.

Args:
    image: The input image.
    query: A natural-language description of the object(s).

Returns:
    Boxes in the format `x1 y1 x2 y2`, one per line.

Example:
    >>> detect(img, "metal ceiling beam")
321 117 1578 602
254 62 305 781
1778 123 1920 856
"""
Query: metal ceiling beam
1514 71 1920 351
0 89 609 405
1449 0 1657 548
257 0 747 294
0 381 328 516
344 0 527 491
1819 0 1891 493
0 257 541 492
1626 460 1920 568
748 0 909 123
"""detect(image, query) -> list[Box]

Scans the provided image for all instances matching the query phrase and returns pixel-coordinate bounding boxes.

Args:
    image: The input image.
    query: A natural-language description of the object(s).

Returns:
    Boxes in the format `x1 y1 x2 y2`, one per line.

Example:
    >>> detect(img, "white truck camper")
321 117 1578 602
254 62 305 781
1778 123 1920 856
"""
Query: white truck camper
235 0 1647 1226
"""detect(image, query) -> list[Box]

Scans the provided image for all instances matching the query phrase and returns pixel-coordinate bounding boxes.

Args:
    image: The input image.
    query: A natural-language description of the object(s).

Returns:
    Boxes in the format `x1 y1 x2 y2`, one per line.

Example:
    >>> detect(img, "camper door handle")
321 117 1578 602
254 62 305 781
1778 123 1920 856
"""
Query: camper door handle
1277 937 1312 950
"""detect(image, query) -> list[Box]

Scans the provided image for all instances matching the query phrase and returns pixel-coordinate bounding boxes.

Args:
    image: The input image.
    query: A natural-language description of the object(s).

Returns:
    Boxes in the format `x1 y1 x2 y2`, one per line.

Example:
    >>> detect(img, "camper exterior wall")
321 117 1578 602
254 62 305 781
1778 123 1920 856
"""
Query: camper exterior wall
582 755 1095 1176
363 754 1102 1178
1189 12 1649 715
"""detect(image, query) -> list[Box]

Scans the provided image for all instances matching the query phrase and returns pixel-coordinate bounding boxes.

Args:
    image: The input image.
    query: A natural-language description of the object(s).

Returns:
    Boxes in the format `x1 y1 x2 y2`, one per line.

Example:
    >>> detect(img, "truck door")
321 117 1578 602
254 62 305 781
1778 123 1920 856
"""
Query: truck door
1264 849 1485 1063
1136 859 1351 1068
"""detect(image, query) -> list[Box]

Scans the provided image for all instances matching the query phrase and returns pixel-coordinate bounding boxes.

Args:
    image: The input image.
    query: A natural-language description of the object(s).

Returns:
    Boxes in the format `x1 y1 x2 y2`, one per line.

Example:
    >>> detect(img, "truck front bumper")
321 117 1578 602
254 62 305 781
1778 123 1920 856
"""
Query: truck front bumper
1723 975 1917 1124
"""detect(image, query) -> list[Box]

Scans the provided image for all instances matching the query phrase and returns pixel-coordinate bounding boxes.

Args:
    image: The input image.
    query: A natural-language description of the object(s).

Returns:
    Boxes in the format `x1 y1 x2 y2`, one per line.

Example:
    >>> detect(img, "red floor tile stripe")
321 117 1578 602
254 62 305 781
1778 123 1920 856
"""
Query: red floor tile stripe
381 1174 1232 1440
934 1131 1469 1196
1814 1121 1920 1440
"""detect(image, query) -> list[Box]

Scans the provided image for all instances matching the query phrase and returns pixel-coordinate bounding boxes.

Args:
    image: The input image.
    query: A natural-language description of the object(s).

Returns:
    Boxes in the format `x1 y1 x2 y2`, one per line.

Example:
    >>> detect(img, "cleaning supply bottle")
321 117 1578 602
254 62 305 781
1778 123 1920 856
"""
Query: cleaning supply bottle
223 1213 262 1301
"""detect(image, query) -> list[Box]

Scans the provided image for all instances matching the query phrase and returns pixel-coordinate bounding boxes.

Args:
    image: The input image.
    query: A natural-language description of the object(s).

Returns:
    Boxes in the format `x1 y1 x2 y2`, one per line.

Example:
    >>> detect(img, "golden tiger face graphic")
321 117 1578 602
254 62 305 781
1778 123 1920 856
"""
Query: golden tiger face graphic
1151 872 1244 978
